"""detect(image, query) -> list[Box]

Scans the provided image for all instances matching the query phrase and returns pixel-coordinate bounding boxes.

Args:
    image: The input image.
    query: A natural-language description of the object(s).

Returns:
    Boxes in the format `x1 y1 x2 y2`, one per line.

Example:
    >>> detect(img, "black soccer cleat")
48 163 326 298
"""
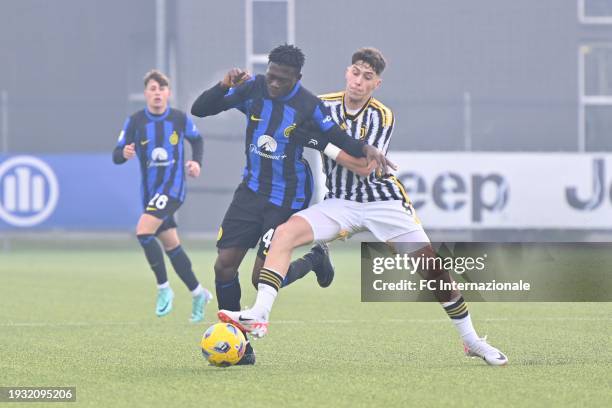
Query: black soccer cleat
235 341 256 366
311 243 335 288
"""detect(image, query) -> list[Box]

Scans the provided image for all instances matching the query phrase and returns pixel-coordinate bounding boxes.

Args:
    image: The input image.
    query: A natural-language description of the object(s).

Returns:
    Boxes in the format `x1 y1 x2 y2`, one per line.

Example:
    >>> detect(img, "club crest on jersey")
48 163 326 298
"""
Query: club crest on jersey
283 123 296 137
169 131 179 145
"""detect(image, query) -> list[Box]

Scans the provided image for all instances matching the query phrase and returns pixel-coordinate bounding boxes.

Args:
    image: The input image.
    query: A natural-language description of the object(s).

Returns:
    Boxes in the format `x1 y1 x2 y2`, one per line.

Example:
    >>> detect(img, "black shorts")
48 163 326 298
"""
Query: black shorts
217 183 298 258
144 193 181 234
156 215 178 235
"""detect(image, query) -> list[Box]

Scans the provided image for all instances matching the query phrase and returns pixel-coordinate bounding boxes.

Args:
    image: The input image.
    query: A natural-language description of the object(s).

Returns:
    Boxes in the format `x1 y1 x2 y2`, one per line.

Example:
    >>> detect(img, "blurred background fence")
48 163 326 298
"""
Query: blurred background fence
1 0 611 243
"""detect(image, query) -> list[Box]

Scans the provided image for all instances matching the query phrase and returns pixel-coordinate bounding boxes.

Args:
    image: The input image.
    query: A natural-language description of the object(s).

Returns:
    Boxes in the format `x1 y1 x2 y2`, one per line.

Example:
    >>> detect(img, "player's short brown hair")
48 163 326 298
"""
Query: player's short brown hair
351 47 386 75
143 69 170 88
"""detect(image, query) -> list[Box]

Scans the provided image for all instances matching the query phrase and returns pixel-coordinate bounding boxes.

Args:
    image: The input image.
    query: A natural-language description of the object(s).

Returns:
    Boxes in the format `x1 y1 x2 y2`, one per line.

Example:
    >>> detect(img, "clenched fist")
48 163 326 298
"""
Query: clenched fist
123 143 136 160
186 161 201 178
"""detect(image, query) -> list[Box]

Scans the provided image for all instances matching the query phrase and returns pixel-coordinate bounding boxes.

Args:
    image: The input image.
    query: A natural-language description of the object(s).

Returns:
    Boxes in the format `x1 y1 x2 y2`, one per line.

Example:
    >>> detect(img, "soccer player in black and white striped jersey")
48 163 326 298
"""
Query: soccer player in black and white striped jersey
219 48 508 366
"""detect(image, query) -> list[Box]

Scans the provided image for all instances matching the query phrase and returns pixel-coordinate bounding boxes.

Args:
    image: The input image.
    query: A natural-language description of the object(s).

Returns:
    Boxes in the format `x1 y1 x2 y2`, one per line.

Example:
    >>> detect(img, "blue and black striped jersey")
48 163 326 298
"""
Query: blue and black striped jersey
113 107 202 207
192 75 364 210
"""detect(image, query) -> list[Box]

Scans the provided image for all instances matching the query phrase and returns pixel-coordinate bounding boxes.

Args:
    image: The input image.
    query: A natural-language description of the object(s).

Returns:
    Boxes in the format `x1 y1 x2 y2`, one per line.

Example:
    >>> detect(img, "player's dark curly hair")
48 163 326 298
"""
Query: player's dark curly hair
268 44 305 72
352 47 386 75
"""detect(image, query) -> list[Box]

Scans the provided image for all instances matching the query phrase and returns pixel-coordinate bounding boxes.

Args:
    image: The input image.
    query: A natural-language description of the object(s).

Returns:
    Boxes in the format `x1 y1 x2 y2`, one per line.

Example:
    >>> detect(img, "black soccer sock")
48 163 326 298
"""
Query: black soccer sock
137 234 167 285
215 273 242 312
282 252 316 287
166 245 199 291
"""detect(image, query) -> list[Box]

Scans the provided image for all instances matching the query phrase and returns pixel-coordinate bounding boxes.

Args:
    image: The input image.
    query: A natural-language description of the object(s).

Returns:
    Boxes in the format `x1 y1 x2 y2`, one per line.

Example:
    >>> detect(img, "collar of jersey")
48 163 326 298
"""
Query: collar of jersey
145 107 170 121
273 81 301 102
342 94 372 120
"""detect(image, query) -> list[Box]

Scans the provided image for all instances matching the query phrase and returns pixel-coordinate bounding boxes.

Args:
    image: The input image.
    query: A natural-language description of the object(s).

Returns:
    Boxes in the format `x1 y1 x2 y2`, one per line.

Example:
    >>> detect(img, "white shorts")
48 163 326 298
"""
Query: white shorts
295 198 429 249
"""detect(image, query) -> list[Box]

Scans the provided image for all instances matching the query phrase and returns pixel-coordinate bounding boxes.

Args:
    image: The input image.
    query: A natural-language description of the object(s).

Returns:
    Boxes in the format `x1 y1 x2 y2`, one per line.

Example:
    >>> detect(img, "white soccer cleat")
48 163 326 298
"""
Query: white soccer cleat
217 309 269 339
464 336 508 366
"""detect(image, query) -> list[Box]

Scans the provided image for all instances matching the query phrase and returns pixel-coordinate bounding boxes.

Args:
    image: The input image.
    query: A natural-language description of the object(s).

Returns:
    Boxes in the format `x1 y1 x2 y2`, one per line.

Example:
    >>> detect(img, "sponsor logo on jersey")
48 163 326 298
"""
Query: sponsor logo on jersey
149 147 174 167
257 135 277 152
249 135 287 160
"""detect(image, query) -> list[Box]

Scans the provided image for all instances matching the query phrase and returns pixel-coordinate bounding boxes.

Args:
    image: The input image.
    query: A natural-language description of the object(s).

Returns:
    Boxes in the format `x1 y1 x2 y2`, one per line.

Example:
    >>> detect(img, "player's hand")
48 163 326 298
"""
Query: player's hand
363 145 397 177
221 68 251 89
185 161 201 178
123 143 135 160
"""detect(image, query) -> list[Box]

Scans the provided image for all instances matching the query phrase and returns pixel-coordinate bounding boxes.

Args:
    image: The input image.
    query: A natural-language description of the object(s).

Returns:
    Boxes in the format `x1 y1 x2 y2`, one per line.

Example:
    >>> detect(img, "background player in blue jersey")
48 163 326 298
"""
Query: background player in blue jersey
113 70 213 323
192 44 391 365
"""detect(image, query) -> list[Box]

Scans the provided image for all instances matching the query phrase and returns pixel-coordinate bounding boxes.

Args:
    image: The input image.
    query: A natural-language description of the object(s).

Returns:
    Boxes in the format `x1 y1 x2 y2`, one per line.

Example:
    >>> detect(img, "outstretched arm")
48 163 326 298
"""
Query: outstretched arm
334 150 377 177
311 103 396 174
191 68 252 117
292 119 394 177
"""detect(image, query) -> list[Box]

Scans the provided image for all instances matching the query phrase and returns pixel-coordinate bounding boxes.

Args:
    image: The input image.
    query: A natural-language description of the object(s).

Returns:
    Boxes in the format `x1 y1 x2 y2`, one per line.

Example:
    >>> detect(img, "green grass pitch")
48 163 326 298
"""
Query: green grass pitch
0 243 610 407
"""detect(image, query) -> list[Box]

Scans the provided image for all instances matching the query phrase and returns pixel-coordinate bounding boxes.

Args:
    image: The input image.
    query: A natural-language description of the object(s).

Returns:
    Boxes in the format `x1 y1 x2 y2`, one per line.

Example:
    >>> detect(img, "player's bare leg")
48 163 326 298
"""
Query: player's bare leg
264 216 314 274
218 216 314 337
389 241 508 366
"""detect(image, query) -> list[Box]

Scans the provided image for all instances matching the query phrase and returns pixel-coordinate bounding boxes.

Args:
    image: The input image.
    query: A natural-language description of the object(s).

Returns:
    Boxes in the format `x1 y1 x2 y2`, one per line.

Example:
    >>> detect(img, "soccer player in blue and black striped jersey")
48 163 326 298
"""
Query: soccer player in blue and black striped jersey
192 44 391 365
113 70 212 323
219 48 508 366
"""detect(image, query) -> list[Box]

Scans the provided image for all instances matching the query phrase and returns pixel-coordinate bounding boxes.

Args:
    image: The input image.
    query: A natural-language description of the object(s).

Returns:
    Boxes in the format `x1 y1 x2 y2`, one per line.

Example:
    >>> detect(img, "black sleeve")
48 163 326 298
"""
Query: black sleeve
191 82 229 117
187 136 204 166
112 146 126 164
290 123 329 152
308 101 365 157
191 80 252 117
292 120 365 158
323 125 366 158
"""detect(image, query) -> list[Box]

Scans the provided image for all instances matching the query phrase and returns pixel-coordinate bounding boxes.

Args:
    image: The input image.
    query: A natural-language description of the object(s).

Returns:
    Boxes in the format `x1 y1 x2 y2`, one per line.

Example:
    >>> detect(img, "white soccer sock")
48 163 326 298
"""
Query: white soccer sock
251 283 278 320
250 267 283 319
451 314 480 346
442 297 480 346
157 281 170 289
191 284 204 297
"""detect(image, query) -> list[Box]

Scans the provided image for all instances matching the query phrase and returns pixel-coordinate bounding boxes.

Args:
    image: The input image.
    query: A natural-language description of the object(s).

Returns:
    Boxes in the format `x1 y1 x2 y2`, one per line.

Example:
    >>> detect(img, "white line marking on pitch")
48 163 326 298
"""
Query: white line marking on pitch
1 317 609 328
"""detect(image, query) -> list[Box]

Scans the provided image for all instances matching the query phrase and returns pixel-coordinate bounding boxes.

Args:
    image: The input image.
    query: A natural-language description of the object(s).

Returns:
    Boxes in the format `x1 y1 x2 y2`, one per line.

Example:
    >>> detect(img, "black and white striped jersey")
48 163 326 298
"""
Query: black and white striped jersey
320 91 407 203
